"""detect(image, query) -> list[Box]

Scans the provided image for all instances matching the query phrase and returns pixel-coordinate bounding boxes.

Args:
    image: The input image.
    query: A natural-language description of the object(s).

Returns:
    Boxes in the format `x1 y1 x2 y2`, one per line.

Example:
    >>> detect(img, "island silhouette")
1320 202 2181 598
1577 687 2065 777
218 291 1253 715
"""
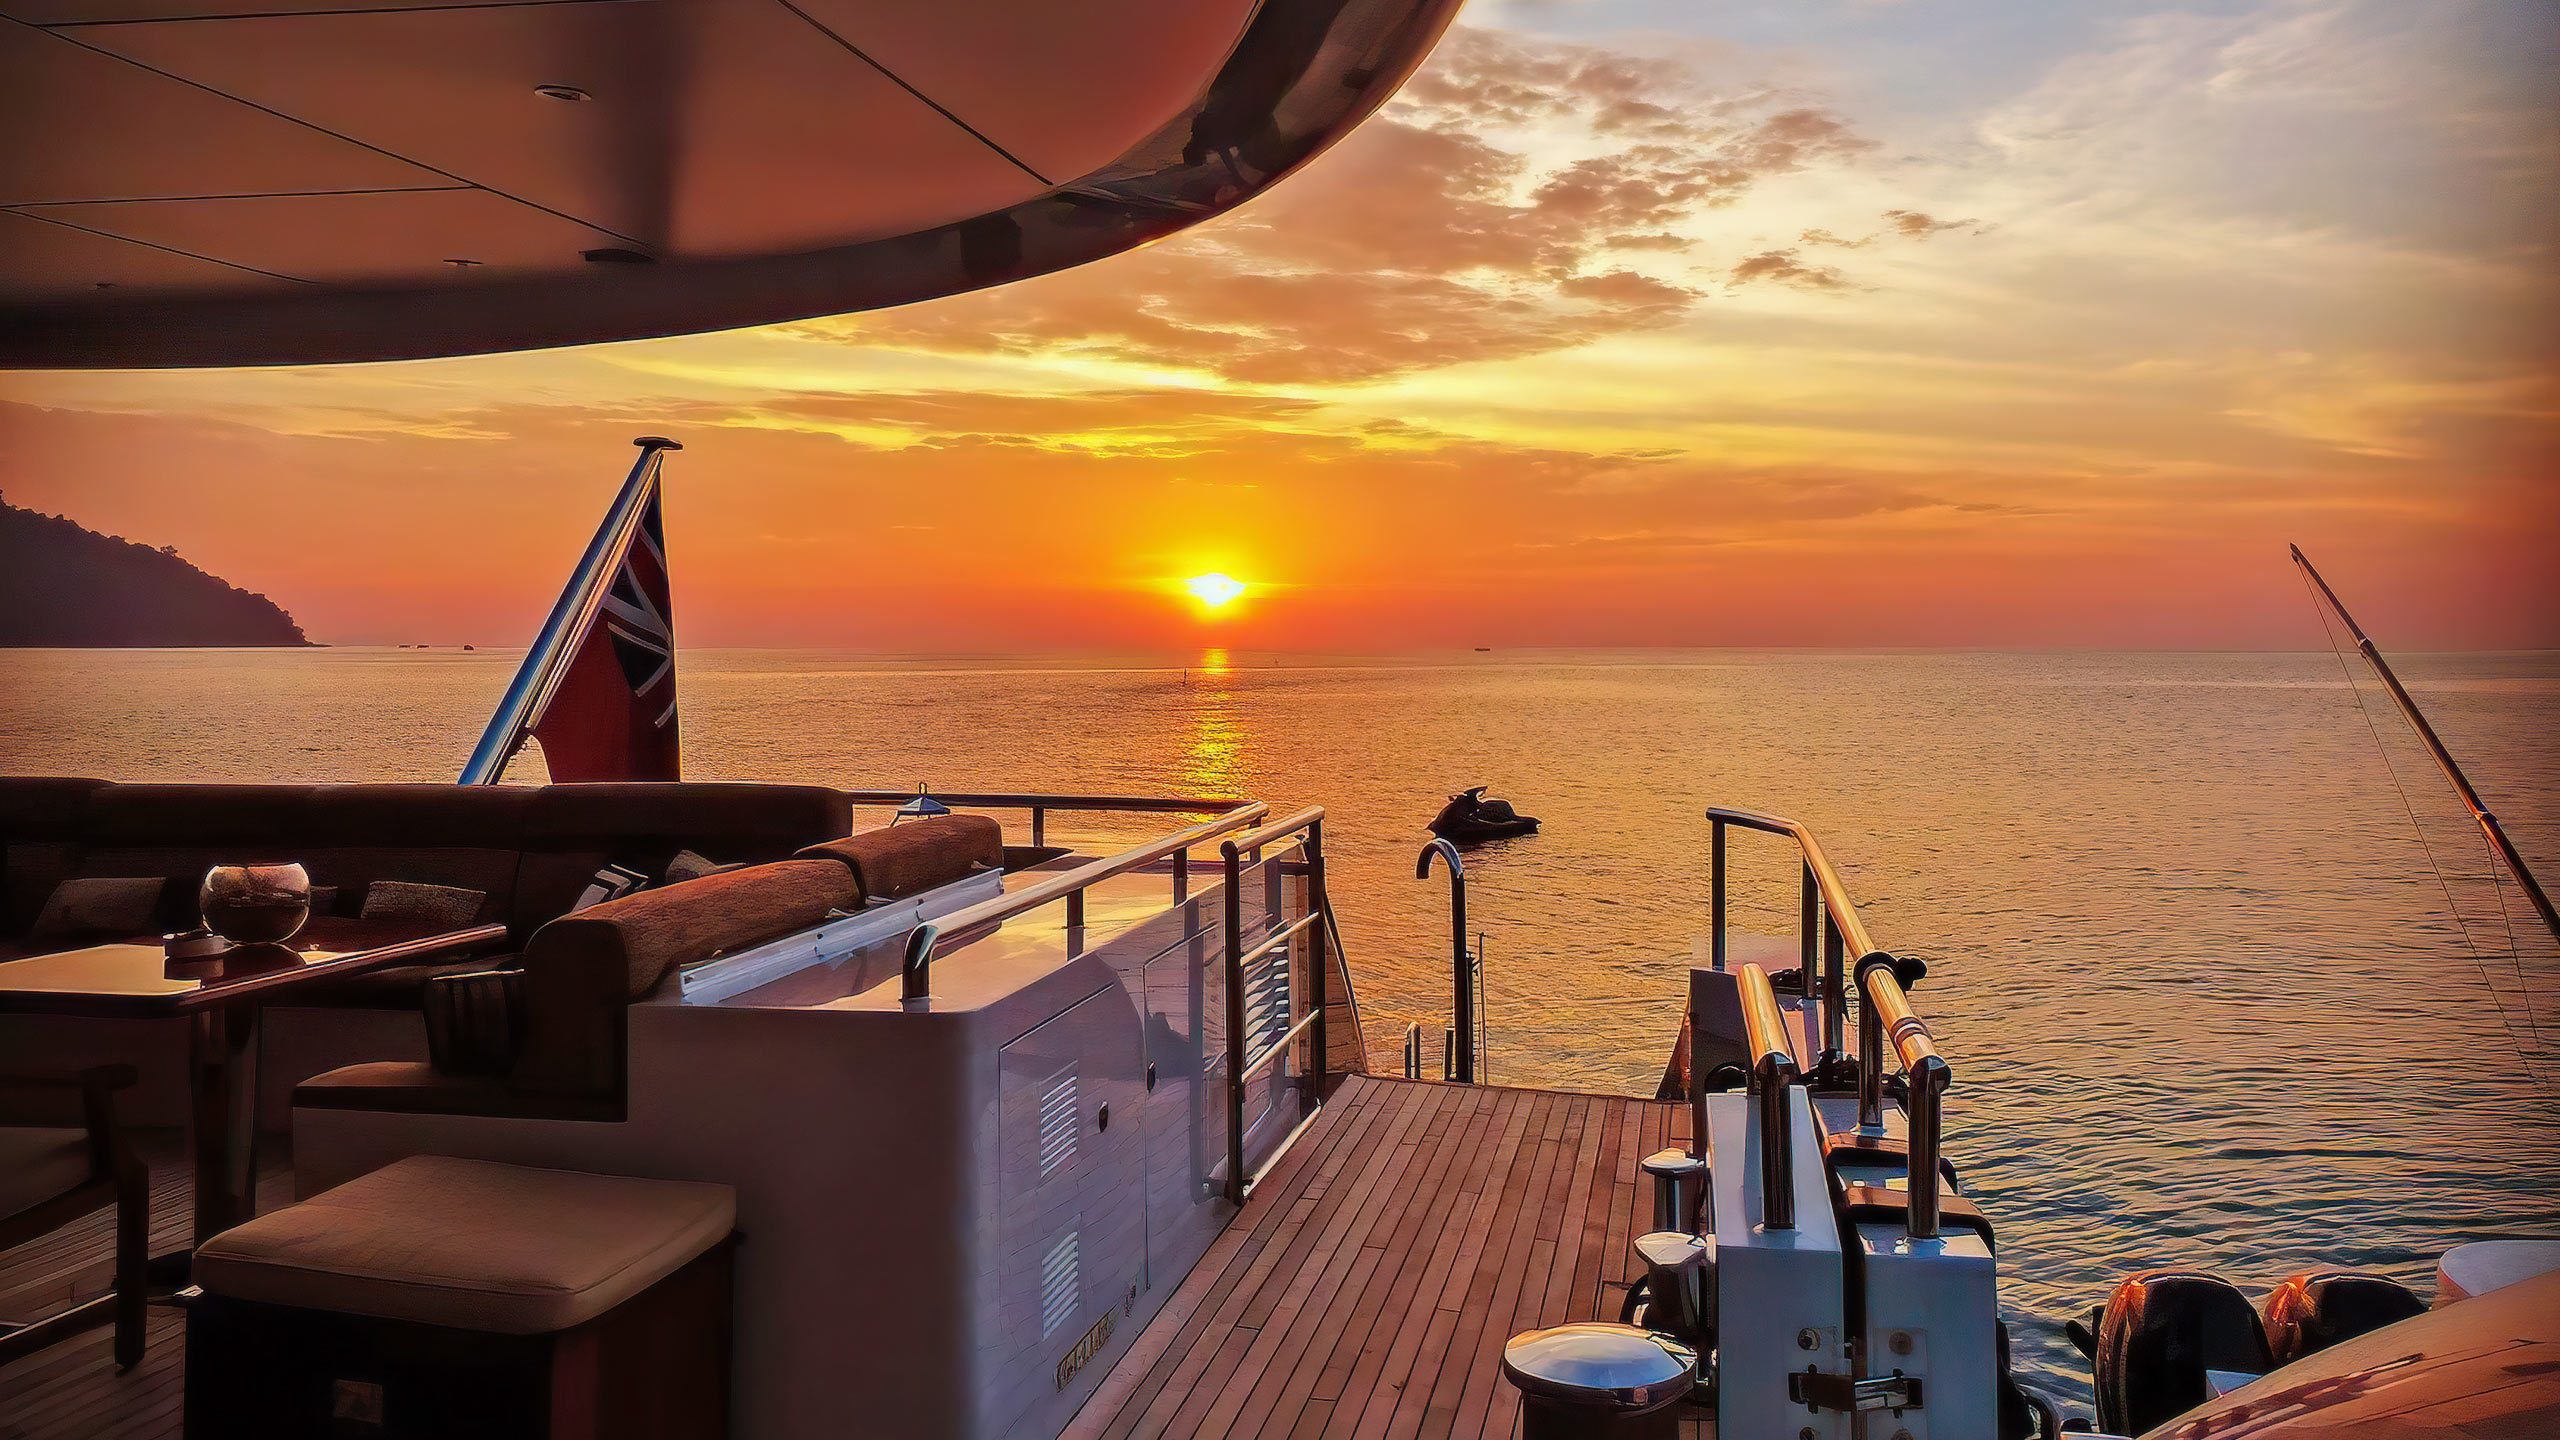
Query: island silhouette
1 497 309 647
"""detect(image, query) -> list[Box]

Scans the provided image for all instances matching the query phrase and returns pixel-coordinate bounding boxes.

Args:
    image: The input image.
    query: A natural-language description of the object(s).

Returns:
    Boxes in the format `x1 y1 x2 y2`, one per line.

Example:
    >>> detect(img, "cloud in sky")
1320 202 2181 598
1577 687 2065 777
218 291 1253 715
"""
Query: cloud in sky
0 1 2552 648
797 29 1883 387
1727 249 1849 290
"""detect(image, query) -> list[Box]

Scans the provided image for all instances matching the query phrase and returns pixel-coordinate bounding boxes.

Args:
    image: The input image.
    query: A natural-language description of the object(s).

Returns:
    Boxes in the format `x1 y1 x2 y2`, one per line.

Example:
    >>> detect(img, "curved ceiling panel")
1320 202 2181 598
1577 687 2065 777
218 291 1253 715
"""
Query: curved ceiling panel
0 0 1464 369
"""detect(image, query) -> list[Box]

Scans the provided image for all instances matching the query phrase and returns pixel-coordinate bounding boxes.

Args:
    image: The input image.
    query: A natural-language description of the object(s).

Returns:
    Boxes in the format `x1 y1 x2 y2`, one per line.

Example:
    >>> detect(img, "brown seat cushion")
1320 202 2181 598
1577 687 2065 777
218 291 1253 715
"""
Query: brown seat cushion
192 1155 734 1335
510 859 859 1098
0 1125 96 1216
797 815 1003 904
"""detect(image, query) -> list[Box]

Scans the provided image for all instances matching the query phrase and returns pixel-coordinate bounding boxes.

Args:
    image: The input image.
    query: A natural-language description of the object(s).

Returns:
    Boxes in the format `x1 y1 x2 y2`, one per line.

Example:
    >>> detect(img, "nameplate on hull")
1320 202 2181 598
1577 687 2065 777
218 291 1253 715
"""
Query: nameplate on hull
1055 1309 1116 1392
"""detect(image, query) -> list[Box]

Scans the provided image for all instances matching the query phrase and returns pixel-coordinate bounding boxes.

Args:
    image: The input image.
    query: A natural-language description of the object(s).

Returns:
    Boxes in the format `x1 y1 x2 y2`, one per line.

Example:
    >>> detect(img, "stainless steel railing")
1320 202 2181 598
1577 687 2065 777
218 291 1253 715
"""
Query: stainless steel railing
843 788 1252 851
1707 806 1953 1241
900 922 937 1006
1858 953 1950 1238
899 802 1270 998
1414 838 1481 1084
1735 962 1799 1230
1220 806 1337 1204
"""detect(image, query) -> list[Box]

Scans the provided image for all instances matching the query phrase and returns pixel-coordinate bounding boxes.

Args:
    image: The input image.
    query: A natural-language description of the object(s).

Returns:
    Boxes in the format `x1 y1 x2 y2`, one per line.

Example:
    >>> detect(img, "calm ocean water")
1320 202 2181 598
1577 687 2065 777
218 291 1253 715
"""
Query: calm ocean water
4 645 2556 1399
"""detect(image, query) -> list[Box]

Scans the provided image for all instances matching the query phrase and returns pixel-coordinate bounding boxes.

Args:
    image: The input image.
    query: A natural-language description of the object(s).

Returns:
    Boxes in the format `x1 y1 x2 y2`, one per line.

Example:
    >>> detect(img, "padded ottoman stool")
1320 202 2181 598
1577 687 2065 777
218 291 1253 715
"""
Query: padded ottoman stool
185 1155 737 1440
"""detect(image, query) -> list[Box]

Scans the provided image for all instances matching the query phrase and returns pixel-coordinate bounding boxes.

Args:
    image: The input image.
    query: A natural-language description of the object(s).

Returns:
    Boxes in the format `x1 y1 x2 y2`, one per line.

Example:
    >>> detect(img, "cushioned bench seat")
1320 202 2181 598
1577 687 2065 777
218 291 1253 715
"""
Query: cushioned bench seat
194 1155 735 1335
297 858 866 1120
0 777 856 1007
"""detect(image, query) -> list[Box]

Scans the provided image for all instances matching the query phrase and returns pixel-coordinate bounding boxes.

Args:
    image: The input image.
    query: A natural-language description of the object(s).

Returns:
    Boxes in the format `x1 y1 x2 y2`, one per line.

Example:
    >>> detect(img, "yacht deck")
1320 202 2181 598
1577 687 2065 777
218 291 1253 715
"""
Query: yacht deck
1067 1074 1709 1440
2 1076 1699 1440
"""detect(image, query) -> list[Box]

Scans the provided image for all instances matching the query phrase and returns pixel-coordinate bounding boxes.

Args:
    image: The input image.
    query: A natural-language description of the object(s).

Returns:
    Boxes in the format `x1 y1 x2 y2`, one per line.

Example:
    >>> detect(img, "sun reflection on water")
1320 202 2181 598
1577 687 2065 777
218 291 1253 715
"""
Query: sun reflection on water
1184 649 1245 795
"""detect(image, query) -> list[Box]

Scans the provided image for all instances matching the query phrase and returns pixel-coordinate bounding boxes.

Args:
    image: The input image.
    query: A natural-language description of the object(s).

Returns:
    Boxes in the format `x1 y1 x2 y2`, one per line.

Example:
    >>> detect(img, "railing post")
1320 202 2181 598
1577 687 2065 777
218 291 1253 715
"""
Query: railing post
1415 839 1472 1083
1221 840 1248 1204
1856 955 1888 1135
1173 847 1188 901
1687 977 1710 1164
1859 956 1950 1238
1473 930 1487 1085
1403 1022 1422 1080
1737 963 1797 1231
1030 805 1046 850
1821 911 1846 1070
1908 1057 1948 1240
1799 862 1819 978
1709 814 1727 970
1307 818 1330 1094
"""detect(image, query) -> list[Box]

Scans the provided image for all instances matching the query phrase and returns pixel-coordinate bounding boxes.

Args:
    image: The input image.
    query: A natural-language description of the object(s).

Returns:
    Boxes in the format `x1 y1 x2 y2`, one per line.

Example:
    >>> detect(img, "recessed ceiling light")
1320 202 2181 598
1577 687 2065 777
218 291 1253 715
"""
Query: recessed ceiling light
534 84 591 102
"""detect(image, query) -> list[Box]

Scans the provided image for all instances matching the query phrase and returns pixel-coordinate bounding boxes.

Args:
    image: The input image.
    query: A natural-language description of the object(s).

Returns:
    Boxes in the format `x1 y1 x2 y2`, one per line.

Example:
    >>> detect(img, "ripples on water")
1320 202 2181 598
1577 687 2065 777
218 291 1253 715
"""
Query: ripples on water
3 646 2556 1399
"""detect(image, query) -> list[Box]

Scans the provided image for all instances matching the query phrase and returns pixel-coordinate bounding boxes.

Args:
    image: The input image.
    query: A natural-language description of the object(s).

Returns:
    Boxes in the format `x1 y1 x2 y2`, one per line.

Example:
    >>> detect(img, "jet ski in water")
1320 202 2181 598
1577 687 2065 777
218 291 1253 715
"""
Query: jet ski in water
1428 786 1540 843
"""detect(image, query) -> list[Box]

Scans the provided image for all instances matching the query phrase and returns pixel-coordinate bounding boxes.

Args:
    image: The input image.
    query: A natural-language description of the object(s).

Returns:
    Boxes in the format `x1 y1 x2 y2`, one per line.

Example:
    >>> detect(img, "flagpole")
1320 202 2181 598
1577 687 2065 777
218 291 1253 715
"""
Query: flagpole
2292 543 2559 944
460 437 682 784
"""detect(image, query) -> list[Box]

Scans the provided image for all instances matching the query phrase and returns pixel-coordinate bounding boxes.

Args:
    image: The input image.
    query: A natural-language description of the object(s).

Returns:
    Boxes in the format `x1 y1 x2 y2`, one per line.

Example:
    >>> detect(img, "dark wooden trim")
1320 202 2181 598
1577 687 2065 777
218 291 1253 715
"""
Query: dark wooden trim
0 924 509 1019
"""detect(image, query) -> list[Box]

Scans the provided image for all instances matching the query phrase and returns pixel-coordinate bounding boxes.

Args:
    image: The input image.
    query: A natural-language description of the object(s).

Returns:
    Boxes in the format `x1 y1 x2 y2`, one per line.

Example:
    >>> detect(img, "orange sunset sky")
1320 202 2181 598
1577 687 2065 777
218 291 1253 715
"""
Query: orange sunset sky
3 0 2556 651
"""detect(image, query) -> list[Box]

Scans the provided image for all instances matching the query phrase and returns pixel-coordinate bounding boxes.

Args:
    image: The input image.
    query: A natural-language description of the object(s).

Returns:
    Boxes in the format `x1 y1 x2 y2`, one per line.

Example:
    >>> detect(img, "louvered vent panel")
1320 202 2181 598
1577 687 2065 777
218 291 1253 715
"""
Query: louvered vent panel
1039 1068 1079 1180
1041 1230 1080 1339
1246 944 1292 1051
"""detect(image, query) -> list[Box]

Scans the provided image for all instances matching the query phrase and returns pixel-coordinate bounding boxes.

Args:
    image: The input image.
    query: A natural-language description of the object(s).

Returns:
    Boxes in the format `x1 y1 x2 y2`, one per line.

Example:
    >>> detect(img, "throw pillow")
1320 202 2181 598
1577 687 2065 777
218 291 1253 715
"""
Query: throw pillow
663 850 736 885
31 875 165 940
360 880 487 931
571 863 650 912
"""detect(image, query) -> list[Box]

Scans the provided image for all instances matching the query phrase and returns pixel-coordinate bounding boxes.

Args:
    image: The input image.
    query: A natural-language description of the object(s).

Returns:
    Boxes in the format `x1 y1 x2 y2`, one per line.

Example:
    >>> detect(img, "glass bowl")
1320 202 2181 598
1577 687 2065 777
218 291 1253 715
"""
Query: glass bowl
199 863 311 946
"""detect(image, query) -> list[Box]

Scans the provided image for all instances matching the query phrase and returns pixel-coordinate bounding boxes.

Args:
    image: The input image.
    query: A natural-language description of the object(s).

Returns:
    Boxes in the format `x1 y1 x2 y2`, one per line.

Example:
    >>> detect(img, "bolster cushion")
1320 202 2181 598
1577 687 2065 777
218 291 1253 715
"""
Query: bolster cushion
797 815 1003 903
509 859 858 1097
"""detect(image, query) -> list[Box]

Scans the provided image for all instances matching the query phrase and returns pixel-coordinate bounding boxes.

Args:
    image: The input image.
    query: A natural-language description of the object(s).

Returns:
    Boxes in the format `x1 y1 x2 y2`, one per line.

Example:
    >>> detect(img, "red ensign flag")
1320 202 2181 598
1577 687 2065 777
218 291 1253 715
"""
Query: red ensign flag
529 490 679 782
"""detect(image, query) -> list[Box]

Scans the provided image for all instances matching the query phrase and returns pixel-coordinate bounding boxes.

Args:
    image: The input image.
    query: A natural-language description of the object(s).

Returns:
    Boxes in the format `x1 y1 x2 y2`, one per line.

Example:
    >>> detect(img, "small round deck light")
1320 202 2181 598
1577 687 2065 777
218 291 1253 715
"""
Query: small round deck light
894 784 951 824
534 83 591 102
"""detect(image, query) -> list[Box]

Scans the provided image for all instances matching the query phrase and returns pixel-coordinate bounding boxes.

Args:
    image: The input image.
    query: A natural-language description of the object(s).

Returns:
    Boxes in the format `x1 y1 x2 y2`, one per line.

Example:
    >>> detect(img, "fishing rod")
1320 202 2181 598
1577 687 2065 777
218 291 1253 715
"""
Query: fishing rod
2291 543 2559 945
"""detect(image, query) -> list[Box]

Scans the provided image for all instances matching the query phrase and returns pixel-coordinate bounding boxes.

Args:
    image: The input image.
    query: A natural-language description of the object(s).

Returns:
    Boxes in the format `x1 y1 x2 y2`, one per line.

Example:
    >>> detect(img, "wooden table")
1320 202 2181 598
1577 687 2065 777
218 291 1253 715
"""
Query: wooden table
0 918 507 1247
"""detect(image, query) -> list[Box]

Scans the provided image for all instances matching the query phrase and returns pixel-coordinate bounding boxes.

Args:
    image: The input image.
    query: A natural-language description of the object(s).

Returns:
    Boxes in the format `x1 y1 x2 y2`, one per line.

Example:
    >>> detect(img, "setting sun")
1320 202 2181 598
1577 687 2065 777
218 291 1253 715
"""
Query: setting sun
1184 573 1247 609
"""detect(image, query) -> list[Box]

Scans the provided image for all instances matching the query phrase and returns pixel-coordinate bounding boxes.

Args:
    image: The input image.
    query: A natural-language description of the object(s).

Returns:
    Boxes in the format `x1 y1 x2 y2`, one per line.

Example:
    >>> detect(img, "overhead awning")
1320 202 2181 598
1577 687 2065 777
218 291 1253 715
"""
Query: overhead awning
0 0 1461 368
